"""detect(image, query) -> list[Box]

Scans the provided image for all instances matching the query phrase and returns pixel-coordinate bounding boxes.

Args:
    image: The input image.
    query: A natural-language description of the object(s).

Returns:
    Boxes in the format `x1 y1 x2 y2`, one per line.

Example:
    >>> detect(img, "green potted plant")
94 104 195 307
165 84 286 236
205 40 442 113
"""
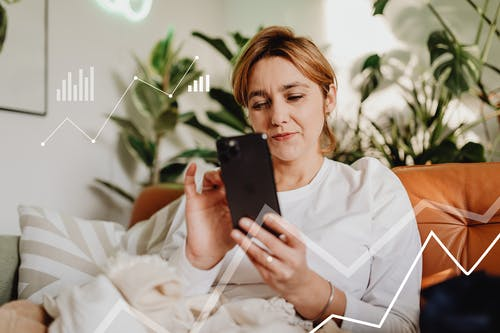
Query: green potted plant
347 0 500 166
95 28 202 202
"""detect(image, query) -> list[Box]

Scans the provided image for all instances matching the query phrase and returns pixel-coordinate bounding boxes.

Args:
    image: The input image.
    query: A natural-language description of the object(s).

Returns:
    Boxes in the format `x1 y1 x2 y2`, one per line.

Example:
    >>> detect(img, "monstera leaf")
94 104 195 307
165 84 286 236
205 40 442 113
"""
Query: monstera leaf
428 30 482 96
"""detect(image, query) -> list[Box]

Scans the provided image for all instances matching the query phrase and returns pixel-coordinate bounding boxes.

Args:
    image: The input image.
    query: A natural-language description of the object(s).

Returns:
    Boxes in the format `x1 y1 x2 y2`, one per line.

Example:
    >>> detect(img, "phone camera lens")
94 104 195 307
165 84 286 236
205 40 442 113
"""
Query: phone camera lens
227 140 240 157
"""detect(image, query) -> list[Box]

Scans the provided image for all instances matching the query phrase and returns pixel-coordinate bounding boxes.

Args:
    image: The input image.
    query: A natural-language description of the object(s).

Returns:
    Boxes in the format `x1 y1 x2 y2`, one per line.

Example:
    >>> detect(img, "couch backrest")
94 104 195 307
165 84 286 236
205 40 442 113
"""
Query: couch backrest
393 162 500 287
129 184 184 228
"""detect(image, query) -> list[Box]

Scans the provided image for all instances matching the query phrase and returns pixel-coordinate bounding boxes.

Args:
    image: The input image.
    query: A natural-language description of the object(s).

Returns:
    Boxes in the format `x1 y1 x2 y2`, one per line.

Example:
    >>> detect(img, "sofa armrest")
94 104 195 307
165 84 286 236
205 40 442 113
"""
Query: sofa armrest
0 236 20 305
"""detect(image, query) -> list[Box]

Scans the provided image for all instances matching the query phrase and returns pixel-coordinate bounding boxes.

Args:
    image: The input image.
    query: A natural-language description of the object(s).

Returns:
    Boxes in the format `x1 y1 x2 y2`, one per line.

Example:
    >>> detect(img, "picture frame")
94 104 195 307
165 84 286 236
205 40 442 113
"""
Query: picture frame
0 0 48 116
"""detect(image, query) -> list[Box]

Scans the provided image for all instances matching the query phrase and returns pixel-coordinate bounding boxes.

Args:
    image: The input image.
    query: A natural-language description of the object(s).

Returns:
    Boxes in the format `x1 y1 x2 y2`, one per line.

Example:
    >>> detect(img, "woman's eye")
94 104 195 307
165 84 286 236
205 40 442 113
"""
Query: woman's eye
252 101 268 110
287 94 303 101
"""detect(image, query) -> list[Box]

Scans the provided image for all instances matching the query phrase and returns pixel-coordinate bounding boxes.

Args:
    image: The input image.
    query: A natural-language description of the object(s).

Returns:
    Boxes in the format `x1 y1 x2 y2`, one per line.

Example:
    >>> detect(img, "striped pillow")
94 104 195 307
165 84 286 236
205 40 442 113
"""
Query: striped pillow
17 198 184 304
17 205 126 304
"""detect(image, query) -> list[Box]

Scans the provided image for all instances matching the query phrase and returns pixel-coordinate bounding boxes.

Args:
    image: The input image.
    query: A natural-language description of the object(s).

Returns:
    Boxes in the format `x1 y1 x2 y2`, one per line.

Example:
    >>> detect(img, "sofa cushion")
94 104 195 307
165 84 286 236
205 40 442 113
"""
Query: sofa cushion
17 206 126 304
0 236 19 305
393 162 500 283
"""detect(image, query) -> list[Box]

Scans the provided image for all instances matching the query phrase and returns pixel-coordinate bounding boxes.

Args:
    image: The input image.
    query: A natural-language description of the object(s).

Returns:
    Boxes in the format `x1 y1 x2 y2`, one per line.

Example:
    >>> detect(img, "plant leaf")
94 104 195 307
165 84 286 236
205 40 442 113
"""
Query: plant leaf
180 111 221 139
173 148 219 165
110 115 143 138
208 88 248 126
169 57 202 96
456 142 485 162
131 77 166 119
231 31 250 48
127 134 155 167
154 108 178 135
94 178 135 203
192 31 233 61
150 28 174 76
428 30 481 96
418 139 459 164
359 54 382 102
373 0 390 15
207 110 247 133
159 162 187 183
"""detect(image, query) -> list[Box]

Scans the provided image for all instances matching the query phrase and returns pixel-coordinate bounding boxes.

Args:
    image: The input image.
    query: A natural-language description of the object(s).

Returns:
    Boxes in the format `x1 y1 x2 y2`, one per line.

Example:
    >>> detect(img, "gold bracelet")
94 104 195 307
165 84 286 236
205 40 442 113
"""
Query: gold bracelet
312 280 335 324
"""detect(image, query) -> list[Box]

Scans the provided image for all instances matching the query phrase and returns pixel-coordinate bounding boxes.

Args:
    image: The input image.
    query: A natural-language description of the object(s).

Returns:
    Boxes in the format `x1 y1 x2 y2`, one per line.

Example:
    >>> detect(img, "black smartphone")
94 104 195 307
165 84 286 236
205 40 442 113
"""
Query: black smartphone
216 133 281 235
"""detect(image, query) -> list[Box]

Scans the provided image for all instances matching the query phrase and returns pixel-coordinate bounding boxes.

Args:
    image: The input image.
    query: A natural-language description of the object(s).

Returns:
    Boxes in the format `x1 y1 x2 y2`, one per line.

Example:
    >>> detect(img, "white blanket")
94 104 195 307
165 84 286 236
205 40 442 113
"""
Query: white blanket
43 253 345 333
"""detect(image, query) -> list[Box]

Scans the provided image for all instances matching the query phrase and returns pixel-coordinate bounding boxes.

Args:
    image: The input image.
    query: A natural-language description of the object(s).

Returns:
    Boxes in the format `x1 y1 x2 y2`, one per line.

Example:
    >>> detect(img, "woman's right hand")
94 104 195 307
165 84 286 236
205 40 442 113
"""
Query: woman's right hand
183 163 235 270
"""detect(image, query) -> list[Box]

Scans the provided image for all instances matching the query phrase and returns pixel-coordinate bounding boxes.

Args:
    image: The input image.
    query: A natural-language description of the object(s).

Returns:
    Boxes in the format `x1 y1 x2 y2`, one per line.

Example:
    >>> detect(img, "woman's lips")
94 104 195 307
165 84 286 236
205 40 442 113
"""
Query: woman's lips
272 132 297 141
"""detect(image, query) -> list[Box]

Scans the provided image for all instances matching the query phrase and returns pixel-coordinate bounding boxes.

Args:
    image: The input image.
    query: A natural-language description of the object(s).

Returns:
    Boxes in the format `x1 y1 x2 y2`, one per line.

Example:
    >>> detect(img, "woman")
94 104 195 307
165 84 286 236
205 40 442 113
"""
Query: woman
161 26 421 332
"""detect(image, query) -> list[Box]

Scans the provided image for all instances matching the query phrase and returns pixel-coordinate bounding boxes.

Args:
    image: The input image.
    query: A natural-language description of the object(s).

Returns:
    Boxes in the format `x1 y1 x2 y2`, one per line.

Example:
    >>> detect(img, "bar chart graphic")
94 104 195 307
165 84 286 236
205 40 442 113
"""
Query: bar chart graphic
56 67 95 102
187 74 210 93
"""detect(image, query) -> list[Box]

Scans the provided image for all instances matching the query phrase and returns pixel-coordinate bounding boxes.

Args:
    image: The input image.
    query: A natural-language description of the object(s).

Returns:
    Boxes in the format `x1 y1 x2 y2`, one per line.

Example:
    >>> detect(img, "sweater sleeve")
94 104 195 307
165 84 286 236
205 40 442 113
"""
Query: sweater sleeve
160 196 223 297
341 158 422 333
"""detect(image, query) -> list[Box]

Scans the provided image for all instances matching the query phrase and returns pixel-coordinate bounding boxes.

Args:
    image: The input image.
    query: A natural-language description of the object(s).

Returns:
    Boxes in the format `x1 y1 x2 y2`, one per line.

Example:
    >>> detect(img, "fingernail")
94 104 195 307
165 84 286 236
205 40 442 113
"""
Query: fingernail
231 230 241 239
264 213 275 222
240 218 251 227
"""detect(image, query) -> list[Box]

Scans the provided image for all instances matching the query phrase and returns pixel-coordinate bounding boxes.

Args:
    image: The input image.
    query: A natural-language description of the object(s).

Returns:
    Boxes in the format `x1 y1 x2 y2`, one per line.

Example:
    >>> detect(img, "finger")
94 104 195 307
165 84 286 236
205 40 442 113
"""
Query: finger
262 214 304 249
202 170 225 191
238 218 293 262
230 229 286 275
201 171 227 204
184 163 197 198
246 251 272 281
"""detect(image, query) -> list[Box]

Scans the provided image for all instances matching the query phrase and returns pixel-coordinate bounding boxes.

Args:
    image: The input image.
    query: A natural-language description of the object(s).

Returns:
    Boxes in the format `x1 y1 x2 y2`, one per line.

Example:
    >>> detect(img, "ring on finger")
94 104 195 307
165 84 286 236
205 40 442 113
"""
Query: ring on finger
266 255 274 263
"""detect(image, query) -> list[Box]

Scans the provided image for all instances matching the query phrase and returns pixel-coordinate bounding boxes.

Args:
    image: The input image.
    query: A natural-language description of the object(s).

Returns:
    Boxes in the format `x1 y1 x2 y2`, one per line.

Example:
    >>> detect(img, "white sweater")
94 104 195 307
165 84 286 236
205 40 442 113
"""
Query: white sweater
160 157 422 333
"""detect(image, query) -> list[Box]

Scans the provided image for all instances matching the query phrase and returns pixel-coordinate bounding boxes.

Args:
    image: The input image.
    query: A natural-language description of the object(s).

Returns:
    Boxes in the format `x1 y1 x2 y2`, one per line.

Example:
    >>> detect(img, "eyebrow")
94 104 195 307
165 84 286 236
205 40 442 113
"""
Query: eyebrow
247 81 310 100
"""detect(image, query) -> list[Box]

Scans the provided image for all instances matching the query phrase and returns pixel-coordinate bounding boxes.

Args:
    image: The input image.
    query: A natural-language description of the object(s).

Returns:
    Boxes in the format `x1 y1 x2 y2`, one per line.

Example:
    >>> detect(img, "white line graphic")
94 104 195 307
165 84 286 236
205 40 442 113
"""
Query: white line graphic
310 230 500 332
92 198 500 332
94 298 171 333
41 56 199 147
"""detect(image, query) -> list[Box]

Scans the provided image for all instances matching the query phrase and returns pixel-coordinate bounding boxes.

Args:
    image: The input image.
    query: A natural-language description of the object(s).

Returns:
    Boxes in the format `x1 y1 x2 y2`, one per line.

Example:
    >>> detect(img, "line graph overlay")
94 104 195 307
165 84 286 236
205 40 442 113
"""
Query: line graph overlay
41 56 198 146
311 230 500 332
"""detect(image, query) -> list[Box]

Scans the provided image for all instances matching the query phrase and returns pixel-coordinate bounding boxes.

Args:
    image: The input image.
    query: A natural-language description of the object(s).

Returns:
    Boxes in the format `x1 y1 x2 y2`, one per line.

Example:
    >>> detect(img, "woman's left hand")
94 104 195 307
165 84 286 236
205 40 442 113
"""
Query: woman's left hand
229 213 315 302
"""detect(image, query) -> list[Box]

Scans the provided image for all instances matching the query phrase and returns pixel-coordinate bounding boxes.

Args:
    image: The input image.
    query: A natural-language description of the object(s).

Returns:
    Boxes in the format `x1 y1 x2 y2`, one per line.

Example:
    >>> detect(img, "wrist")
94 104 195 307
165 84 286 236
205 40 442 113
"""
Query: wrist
285 269 317 304
185 244 223 270
285 270 333 321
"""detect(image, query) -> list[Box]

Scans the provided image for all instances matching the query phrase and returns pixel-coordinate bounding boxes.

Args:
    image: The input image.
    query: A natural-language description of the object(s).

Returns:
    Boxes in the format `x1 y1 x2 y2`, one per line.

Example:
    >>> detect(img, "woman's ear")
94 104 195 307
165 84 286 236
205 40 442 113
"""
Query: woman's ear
324 83 337 115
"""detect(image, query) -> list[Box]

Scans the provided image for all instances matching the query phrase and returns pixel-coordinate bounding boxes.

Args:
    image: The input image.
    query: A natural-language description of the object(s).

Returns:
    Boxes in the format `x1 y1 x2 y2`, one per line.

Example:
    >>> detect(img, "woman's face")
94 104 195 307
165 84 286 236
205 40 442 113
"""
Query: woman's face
247 56 336 163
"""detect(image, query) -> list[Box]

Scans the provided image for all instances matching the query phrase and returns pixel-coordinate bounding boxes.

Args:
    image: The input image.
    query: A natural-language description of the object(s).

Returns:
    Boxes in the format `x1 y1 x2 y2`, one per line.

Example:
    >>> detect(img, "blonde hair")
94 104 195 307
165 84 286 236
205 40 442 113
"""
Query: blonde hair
232 26 337 155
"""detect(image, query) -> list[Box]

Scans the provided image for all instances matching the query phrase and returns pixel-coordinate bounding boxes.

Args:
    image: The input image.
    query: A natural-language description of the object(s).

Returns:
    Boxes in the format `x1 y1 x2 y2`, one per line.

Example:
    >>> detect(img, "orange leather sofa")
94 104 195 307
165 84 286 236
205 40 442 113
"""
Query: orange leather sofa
393 162 500 288
130 162 500 289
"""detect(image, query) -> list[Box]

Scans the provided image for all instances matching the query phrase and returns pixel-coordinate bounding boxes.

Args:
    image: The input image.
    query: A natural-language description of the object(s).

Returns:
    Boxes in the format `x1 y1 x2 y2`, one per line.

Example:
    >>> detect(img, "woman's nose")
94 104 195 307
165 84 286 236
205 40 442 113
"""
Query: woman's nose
270 100 290 126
